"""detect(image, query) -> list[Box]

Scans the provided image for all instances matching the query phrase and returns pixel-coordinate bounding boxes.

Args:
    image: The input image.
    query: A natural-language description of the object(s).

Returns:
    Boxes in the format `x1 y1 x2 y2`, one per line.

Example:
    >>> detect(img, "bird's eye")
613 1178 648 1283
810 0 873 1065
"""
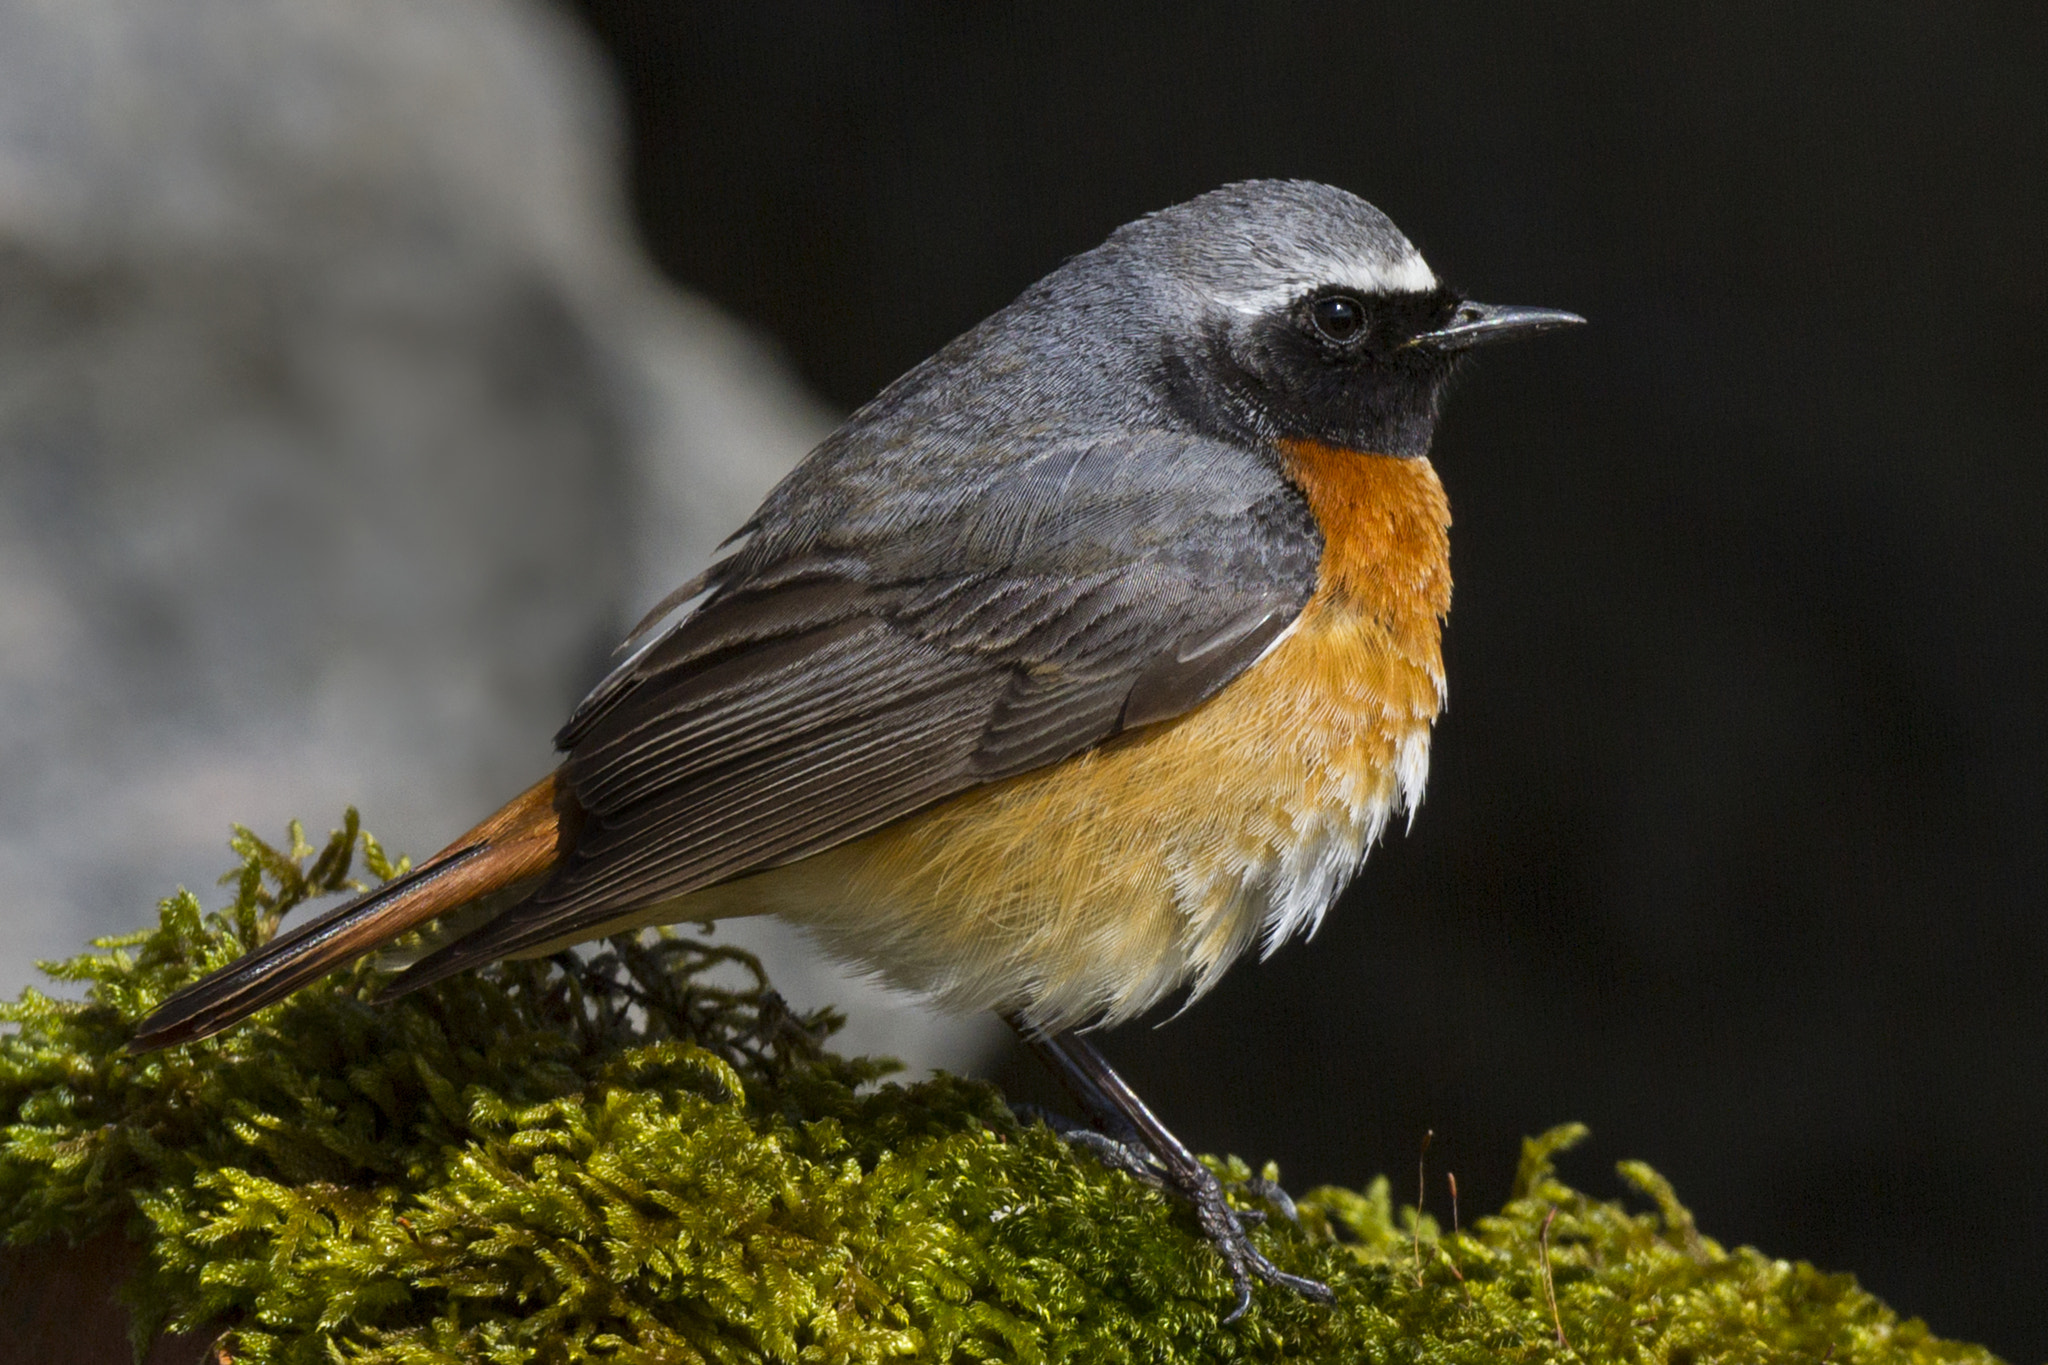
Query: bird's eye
1310 295 1366 343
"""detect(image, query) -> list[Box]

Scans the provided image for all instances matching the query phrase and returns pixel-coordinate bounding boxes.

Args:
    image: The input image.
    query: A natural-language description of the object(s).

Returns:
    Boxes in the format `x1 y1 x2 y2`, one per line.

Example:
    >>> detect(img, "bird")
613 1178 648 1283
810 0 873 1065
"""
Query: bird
131 179 1581 1317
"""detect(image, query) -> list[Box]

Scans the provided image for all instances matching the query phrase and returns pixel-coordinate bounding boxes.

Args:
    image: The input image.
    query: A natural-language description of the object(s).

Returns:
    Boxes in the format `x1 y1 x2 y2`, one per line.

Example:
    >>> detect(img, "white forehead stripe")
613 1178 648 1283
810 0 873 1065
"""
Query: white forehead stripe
1212 248 1438 314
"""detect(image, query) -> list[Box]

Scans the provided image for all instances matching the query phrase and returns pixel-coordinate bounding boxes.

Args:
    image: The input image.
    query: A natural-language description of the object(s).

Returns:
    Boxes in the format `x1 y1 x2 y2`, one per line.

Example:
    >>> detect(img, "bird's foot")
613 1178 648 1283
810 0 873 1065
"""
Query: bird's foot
1167 1155 1333 1322
1006 1019 1333 1320
1018 1101 1330 1320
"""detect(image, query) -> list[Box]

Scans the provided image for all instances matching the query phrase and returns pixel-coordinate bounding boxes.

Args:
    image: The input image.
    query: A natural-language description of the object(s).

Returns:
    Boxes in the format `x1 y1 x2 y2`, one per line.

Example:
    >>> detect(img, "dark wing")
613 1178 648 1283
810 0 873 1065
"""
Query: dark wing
400 428 1318 978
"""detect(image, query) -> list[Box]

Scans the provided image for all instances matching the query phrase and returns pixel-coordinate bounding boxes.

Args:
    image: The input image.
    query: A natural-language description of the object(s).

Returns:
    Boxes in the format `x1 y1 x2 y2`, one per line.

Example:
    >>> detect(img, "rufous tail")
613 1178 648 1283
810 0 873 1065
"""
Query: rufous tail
129 774 570 1051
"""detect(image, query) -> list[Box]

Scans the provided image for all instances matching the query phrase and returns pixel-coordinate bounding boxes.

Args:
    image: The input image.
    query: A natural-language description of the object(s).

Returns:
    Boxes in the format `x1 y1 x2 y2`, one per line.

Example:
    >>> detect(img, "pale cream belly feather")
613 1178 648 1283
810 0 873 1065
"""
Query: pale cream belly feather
657 448 1455 1033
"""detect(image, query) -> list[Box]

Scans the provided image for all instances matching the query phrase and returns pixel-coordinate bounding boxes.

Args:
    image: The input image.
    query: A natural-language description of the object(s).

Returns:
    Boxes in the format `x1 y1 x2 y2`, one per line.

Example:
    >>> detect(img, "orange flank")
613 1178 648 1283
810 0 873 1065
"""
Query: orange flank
680 448 1453 1033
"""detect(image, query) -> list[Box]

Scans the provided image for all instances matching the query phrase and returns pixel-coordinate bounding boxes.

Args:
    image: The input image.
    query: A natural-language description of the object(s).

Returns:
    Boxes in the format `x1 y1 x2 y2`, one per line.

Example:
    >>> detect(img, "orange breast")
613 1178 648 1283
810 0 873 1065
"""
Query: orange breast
1275 438 1454 641
684 447 1453 1032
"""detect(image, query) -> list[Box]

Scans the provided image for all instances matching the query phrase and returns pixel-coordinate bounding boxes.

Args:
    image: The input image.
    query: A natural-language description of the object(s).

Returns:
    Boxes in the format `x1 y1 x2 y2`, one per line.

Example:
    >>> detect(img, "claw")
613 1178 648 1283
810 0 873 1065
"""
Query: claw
1225 1270 1254 1324
1241 1176 1301 1225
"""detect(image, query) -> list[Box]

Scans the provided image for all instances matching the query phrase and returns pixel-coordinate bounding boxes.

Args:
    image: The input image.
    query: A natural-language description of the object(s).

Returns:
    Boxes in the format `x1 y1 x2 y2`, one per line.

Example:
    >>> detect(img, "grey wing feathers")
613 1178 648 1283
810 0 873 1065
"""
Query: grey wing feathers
397 429 1318 981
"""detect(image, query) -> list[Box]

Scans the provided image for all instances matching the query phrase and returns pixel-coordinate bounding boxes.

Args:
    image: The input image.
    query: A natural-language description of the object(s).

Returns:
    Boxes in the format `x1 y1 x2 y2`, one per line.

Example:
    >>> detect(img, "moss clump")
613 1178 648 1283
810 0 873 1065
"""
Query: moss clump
0 815 2004 1364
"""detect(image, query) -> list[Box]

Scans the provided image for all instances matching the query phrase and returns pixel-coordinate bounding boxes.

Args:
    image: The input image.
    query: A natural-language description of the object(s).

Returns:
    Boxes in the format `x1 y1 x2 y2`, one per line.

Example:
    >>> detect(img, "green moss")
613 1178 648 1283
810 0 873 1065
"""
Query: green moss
0 815 2003 1364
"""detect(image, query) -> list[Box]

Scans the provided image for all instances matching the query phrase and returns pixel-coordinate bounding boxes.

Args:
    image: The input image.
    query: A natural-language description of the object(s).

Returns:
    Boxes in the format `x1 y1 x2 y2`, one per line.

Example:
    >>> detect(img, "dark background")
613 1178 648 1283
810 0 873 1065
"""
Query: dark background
561 4 2047 1357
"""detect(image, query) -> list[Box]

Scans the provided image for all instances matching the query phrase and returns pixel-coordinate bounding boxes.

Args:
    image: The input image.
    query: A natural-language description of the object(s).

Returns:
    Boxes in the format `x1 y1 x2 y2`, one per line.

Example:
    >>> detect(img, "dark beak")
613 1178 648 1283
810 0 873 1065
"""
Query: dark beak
1407 301 1586 351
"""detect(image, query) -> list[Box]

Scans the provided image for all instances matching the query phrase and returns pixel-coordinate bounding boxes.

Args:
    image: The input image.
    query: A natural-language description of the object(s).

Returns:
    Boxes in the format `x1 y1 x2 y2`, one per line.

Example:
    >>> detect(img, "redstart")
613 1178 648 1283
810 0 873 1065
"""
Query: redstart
134 180 1581 1316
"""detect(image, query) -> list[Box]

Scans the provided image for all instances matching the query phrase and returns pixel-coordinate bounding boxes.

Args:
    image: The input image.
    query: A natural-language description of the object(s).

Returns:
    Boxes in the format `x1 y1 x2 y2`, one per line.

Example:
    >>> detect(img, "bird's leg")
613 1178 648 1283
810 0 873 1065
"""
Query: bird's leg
1002 1016 1162 1185
1004 1015 1333 1321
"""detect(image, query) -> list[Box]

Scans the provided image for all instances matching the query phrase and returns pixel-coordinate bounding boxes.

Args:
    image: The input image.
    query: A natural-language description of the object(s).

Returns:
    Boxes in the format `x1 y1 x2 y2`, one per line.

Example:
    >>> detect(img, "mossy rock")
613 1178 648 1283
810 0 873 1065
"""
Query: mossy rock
0 815 2002 1364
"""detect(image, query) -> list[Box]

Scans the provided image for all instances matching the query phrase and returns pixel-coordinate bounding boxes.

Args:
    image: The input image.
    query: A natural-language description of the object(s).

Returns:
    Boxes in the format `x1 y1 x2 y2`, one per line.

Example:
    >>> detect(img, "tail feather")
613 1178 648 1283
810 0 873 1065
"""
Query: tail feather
130 774 570 1050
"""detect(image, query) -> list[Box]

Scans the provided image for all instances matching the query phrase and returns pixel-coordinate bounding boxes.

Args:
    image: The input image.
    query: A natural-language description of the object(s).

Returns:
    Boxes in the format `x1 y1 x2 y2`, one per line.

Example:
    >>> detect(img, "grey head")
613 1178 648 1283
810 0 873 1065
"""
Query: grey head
849 179 1583 459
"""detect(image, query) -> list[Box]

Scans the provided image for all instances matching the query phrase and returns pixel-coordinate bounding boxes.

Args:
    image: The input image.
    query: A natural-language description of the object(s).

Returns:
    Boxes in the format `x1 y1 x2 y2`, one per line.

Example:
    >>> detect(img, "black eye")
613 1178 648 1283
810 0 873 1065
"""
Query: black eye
1310 294 1366 343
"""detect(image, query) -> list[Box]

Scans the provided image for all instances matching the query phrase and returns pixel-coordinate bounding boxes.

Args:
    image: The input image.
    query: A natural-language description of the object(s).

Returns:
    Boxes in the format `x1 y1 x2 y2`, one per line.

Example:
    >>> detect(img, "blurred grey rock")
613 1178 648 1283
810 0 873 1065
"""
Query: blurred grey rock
0 0 1002 1075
